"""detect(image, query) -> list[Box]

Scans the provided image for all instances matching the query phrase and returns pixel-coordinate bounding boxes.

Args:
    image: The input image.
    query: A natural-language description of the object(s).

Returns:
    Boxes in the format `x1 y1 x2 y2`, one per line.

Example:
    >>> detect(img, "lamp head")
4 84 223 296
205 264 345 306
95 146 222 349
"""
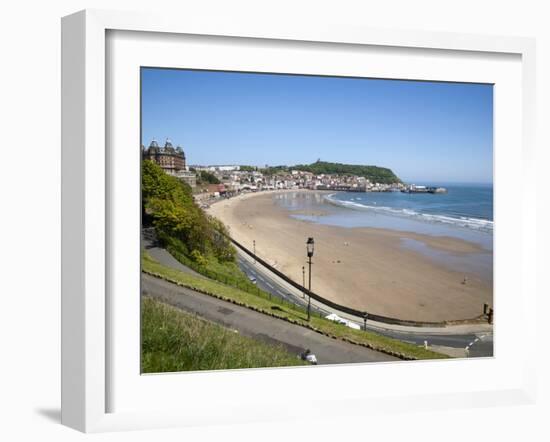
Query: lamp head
306 237 315 257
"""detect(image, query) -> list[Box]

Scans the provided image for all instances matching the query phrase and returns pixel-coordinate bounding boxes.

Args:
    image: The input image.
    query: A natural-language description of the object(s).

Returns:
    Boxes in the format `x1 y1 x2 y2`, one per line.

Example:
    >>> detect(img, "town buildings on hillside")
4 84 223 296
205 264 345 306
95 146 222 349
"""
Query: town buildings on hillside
192 166 405 201
142 138 405 202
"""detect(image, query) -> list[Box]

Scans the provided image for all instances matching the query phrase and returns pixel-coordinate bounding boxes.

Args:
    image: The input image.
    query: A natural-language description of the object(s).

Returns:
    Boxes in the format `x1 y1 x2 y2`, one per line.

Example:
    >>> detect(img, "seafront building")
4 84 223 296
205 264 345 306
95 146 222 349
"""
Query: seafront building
142 139 197 188
142 139 186 174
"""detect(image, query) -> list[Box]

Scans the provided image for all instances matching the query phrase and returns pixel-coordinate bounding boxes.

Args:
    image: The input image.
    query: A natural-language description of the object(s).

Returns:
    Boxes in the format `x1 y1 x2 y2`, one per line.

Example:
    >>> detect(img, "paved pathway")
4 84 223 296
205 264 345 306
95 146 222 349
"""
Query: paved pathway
142 274 398 365
142 231 204 279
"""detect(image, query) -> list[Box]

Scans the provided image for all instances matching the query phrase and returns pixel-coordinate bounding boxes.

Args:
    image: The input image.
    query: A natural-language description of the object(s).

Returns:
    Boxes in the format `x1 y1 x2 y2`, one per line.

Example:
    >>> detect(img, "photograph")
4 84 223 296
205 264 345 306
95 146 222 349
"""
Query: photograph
140 67 494 373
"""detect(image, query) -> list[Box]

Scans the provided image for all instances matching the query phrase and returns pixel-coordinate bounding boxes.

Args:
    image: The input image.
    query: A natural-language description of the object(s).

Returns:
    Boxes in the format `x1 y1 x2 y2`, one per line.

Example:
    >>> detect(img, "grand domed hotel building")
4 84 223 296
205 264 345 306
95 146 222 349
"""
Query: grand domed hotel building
142 139 186 174
142 139 196 187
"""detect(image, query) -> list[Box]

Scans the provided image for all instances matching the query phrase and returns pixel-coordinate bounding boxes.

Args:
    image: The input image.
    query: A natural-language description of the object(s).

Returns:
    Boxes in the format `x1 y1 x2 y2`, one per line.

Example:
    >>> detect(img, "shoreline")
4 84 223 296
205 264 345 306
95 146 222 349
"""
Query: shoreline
207 190 492 322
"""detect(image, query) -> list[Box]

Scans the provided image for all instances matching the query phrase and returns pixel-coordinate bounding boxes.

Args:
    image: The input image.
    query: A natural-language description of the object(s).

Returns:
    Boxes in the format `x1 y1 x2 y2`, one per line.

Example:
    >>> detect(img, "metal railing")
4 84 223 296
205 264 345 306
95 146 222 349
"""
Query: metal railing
229 236 487 328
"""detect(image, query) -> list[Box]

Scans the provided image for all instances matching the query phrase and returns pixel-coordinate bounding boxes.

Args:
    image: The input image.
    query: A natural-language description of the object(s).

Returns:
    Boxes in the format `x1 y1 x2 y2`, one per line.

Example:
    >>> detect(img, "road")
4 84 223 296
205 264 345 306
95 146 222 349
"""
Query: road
235 249 493 357
237 255 328 317
142 274 398 364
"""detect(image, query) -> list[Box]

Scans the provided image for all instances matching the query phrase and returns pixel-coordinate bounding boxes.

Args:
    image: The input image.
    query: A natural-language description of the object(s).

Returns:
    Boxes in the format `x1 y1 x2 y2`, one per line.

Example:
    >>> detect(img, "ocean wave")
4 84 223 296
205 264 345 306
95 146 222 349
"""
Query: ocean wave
324 195 494 232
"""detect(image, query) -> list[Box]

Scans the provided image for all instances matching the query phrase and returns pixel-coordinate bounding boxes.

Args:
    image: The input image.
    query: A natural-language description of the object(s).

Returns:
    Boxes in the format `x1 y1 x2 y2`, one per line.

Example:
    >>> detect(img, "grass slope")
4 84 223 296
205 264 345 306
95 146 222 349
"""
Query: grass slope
142 251 448 361
161 233 259 293
142 297 307 373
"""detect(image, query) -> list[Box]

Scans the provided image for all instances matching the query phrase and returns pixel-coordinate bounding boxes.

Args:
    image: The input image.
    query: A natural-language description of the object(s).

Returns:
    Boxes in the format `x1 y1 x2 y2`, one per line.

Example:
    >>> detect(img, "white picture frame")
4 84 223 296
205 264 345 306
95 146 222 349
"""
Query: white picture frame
61 9 537 433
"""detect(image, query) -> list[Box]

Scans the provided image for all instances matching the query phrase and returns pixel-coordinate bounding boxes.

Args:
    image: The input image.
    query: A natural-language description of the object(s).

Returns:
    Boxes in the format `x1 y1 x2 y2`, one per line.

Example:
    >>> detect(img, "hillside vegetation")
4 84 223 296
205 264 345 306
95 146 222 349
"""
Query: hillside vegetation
293 161 401 184
258 161 401 184
143 160 244 279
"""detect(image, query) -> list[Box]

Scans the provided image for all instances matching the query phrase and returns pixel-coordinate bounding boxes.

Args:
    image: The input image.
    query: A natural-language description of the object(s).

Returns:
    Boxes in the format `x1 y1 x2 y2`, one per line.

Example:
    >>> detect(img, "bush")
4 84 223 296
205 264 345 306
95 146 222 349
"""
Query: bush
190 249 208 267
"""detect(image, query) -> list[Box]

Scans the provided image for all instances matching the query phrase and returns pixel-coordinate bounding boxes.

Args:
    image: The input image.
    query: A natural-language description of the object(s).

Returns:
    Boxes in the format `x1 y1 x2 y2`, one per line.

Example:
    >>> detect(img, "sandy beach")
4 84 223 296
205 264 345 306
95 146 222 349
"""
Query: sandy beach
207 190 492 322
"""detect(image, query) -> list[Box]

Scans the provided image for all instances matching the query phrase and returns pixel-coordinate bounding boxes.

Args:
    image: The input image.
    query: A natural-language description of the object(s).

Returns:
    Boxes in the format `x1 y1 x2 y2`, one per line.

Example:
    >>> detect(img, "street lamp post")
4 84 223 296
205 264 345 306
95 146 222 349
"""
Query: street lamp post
306 237 315 321
302 266 305 299
253 240 256 264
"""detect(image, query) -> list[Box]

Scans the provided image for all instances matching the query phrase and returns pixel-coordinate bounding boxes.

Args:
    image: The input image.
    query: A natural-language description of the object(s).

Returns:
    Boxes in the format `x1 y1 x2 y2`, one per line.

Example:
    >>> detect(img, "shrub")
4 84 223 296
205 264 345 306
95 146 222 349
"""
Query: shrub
190 249 208 267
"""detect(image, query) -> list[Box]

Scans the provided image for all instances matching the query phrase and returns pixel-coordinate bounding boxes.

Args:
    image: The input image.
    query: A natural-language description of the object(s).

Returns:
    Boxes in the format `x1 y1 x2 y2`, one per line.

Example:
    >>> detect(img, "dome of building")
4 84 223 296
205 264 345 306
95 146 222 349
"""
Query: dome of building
164 139 175 152
147 139 159 154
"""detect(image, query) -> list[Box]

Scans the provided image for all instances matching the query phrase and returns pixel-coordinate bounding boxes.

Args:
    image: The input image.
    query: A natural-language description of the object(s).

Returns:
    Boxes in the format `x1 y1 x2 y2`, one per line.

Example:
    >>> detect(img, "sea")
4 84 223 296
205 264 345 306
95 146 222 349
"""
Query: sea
274 184 493 280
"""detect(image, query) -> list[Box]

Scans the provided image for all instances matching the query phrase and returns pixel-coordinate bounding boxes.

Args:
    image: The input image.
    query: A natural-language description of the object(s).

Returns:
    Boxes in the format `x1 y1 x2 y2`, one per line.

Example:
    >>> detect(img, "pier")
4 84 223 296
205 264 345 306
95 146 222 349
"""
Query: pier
401 185 447 194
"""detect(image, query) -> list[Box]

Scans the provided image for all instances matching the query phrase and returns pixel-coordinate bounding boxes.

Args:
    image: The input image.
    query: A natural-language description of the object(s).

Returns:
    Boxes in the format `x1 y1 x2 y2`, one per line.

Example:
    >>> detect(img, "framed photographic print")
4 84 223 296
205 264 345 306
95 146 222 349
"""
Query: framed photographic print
61 9 537 432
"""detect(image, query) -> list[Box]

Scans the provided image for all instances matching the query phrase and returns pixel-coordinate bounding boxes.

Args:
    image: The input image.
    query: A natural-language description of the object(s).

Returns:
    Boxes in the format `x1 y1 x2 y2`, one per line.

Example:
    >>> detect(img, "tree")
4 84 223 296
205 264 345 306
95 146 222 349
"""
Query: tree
197 170 220 184
142 160 235 262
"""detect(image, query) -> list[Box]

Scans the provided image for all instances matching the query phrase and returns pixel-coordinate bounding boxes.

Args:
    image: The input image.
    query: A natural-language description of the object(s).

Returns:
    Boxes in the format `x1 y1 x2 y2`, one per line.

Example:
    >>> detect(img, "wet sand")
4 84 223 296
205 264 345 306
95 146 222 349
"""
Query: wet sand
207 190 492 322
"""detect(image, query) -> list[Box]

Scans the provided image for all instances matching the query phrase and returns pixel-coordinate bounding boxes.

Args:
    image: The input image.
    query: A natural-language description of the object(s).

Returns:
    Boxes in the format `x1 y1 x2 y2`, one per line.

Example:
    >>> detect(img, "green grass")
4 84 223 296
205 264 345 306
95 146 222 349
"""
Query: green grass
161 233 260 293
142 297 307 373
143 249 310 319
142 250 449 361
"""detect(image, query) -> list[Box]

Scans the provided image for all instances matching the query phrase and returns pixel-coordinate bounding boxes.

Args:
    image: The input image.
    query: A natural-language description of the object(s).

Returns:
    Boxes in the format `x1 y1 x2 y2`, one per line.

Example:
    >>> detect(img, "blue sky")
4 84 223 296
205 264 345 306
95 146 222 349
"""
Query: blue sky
141 68 493 183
